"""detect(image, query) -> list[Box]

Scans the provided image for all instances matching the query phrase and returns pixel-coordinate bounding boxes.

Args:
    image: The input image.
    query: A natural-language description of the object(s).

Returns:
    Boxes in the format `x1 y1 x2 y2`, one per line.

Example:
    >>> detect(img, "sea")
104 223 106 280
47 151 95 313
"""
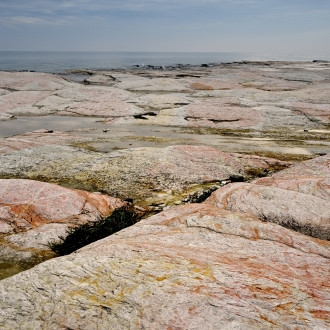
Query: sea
0 51 326 73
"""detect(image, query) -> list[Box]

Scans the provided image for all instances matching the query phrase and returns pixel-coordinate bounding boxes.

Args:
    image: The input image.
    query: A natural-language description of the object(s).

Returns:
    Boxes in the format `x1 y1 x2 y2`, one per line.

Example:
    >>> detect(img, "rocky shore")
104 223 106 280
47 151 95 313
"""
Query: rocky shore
0 61 329 328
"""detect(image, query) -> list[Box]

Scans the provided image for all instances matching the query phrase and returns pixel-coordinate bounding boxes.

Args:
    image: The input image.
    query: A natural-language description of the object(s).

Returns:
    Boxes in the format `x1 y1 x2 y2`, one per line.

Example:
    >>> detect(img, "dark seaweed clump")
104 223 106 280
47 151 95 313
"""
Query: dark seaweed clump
49 205 141 256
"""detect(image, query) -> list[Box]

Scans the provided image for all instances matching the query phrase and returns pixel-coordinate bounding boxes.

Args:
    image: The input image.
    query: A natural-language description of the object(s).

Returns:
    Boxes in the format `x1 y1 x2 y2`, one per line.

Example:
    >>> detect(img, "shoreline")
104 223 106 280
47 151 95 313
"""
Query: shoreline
2 57 330 74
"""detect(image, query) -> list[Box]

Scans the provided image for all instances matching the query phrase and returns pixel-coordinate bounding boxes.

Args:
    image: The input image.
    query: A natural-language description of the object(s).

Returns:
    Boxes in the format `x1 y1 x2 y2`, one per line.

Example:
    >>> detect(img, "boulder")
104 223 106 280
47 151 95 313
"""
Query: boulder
0 179 124 233
0 179 124 279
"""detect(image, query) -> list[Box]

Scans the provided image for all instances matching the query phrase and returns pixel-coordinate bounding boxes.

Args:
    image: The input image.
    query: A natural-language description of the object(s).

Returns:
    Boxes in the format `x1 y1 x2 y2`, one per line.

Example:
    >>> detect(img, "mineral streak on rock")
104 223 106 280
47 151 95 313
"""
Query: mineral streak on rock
0 194 329 328
0 179 125 279
209 182 330 240
0 179 124 233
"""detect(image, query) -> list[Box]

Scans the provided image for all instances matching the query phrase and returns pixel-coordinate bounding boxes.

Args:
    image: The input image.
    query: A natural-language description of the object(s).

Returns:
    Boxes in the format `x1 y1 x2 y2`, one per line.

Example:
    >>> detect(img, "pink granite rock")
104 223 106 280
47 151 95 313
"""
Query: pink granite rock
229 152 291 171
207 154 330 240
183 98 261 128
268 153 330 178
242 79 308 91
0 179 125 279
0 130 82 155
0 144 291 205
0 71 67 91
0 90 53 116
0 201 328 328
292 102 330 124
190 78 242 90
254 176 330 201
59 85 142 117
0 179 124 233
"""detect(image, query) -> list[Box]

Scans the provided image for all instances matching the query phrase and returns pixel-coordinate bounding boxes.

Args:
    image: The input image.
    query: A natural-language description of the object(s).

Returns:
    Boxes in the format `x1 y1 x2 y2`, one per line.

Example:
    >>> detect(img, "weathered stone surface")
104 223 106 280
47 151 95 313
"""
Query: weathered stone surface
268 152 330 178
183 98 261 128
0 71 67 91
190 78 242 90
0 201 328 329
1 63 329 160
114 75 189 92
0 71 143 119
252 155 330 203
84 73 116 85
209 182 330 240
0 130 82 155
0 90 54 116
0 179 125 279
242 78 309 91
124 92 191 110
0 179 124 233
255 176 330 201
6 223 69 249
207 154 330 240
57 85 141 117
0 145 289 204
291 102 330 124
229 152 292 170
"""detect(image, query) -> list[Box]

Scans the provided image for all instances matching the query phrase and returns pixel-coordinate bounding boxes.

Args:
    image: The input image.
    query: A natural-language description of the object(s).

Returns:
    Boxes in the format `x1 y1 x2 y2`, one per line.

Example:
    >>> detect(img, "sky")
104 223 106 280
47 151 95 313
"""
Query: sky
0 0 329 56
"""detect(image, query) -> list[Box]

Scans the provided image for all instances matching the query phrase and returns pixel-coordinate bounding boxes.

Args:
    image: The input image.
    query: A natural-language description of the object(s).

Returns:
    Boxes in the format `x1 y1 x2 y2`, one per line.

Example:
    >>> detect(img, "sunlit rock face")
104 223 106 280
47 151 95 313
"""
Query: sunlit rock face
0 179 124 279
208 154 330 240
0 155 329 329
0 179 124 232
0 144 289 204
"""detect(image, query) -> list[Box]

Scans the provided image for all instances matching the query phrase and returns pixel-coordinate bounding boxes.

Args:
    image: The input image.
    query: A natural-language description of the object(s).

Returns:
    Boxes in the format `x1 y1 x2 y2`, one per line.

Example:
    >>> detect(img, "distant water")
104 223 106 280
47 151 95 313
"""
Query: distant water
0 51 323 73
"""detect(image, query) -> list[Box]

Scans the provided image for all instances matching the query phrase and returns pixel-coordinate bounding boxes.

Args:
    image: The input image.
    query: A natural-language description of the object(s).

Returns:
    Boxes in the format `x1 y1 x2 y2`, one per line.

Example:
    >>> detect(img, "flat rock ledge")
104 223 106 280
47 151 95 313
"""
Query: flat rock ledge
0 155 329 329
0 144 289 205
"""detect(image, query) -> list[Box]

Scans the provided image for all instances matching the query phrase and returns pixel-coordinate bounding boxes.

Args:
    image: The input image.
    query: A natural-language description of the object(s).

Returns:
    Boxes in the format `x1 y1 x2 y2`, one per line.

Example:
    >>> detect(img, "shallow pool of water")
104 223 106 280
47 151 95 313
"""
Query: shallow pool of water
0 115 108 138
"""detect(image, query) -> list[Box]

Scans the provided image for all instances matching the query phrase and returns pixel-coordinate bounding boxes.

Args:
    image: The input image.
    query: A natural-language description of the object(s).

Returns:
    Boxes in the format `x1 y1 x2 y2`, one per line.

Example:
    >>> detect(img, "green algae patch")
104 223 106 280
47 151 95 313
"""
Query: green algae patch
48 205 142 256
0 238 55 280
69 141 99 152
0 253 54 280
246 151 315 162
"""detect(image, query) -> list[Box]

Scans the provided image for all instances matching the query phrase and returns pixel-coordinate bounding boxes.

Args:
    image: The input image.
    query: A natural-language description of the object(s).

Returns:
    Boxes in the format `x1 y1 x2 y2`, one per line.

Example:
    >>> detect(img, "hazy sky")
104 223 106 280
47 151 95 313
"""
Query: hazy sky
0 0 329 56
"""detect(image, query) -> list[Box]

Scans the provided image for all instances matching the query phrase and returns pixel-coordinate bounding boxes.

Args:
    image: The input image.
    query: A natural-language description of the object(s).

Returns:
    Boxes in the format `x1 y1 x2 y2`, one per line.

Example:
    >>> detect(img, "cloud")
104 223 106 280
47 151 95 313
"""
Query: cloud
0 0 267 26
1 0 328 27
0 0 263 15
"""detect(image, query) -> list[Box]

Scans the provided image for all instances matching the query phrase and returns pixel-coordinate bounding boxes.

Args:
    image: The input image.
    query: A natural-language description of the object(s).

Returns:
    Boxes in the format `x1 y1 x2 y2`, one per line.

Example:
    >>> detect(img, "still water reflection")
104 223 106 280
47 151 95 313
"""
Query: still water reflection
0 115 108 138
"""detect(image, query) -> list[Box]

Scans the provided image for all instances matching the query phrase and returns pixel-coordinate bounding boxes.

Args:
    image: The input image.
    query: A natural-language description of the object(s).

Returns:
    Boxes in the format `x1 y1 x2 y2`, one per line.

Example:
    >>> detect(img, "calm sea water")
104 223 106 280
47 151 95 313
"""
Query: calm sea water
0 51 320 73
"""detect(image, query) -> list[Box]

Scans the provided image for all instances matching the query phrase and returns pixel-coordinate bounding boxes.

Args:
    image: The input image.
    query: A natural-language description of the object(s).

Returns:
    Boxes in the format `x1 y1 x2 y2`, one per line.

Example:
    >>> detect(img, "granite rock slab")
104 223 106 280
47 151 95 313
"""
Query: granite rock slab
0 145 289 205
0 199 328 329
